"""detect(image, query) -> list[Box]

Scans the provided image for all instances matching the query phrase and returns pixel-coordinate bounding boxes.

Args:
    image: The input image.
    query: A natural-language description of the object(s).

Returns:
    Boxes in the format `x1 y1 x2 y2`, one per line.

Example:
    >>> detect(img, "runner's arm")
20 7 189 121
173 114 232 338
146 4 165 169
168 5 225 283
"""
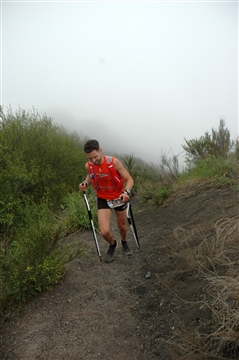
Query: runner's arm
78 163 92 191
113 158 134 192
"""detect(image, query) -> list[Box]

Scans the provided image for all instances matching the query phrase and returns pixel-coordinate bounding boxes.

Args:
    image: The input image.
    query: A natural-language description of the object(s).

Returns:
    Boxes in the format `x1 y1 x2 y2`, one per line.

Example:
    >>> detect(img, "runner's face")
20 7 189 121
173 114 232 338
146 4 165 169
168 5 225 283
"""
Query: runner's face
86 149 103 165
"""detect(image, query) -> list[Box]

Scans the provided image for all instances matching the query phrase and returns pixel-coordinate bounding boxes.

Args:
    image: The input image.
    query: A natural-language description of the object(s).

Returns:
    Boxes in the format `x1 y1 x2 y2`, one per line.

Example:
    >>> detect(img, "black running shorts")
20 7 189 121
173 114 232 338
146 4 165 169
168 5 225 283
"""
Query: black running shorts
97 197 127 211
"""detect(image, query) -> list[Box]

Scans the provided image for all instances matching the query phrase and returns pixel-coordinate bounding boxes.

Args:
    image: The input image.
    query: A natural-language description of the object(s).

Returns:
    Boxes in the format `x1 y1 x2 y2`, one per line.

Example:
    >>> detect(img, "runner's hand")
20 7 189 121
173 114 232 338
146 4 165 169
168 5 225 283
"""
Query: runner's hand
79 181 88 192
120 193 129 203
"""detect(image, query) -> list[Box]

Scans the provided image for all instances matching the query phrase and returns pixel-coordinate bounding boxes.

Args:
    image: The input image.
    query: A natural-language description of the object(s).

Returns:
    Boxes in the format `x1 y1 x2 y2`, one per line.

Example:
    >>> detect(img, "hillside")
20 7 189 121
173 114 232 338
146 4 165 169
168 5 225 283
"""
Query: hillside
1 185 238 360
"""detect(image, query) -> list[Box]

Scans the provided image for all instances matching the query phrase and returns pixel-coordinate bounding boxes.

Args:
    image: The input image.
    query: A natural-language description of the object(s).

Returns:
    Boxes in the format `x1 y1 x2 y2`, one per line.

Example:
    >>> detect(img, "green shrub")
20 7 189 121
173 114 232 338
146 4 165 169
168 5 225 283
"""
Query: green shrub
0 202 83 309
187 156 238 182
0 106 86 212
182 119 232 164
61 190 98 234
138 181 170 206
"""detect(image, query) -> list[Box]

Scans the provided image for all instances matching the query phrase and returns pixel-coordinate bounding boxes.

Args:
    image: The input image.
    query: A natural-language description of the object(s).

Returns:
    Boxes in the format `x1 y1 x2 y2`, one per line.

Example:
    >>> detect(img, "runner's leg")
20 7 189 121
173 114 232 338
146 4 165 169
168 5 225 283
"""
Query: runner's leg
115 209 128 241
98 208 115 245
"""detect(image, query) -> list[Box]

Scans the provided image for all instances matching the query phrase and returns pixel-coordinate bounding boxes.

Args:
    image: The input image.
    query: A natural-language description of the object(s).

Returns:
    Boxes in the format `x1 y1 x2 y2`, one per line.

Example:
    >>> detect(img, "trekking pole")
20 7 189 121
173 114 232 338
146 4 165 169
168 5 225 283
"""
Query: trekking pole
126 202 140 249
83 191 102 261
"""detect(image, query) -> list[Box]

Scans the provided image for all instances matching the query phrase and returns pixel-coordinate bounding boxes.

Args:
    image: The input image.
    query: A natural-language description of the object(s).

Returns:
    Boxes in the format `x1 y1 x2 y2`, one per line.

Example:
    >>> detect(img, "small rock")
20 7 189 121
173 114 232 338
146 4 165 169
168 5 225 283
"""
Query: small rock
145 271 151 279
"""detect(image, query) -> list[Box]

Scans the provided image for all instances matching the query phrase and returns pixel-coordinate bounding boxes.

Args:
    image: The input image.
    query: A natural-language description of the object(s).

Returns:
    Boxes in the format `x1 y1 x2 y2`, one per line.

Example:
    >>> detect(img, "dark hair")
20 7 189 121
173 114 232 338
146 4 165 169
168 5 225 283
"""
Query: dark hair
84 139 100 153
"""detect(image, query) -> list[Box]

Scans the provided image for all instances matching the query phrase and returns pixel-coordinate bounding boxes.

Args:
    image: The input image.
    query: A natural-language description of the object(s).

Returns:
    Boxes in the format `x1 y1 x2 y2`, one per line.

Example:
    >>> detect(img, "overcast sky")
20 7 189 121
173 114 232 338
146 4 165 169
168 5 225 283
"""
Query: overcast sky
1 1 238 165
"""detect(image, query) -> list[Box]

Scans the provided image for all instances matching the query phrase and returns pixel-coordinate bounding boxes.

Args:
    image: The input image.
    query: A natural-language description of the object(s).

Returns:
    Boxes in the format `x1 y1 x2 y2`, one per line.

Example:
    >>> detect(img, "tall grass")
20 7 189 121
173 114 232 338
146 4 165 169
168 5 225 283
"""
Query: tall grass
137 155 238 206
186 156 238 180
168 216 239 359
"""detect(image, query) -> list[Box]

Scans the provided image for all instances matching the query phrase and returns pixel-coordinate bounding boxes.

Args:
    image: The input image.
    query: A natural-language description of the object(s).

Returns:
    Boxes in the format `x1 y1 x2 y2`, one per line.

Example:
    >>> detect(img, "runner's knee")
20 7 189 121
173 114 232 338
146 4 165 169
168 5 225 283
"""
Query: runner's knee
100 227 111 238
117 222 127 232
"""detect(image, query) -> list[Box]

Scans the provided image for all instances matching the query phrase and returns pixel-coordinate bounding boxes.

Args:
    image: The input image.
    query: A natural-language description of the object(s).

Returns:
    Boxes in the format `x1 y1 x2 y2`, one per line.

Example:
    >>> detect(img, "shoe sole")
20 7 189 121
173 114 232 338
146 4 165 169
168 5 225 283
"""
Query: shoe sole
123 250 133 256
122 243 132 256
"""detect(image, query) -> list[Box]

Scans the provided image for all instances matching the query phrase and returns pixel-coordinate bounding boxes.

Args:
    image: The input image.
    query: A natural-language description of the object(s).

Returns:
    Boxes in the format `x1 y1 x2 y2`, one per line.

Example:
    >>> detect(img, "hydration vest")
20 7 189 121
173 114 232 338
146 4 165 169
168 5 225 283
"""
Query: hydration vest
88 156 125 193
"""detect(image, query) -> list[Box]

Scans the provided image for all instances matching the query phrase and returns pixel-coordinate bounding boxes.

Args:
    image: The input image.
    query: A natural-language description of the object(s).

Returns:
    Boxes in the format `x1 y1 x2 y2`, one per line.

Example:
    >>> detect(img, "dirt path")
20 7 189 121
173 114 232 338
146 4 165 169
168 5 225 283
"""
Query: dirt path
1 186 238 360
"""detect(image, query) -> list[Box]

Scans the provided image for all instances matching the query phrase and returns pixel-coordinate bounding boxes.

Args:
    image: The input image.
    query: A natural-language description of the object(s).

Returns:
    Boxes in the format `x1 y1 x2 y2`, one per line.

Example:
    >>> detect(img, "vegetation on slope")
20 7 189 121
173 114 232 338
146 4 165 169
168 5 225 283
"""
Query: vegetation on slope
0 106 238 358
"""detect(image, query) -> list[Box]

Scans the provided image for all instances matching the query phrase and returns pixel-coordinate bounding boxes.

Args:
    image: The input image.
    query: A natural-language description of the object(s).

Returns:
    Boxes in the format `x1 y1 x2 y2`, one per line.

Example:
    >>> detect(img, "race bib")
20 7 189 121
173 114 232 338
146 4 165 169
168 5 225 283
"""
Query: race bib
107 198 123 209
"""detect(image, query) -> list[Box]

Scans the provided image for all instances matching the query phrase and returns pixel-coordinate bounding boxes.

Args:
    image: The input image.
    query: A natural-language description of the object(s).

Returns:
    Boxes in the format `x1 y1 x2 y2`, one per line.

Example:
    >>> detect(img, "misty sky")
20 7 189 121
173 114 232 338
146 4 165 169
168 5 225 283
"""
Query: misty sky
1 1 238 165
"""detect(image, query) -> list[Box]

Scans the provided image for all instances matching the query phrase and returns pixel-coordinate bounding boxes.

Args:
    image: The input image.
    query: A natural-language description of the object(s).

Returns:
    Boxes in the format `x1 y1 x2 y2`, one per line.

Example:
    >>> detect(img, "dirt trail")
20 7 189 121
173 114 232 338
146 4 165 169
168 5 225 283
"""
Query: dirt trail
1 186 238 360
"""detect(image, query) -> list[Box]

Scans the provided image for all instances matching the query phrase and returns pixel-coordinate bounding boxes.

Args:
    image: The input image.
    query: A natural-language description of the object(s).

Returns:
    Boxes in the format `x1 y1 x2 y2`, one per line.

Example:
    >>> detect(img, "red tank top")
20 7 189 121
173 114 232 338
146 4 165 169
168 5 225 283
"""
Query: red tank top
88 156 125 200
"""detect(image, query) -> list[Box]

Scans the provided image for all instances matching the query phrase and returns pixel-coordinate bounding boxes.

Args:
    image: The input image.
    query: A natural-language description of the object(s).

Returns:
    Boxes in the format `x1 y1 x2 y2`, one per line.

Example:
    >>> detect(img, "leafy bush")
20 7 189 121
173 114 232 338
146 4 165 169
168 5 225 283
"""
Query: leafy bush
0 106 86 213
0 105 89 309
61 190 98 234
182 119 232 164
0 201 83 308
138 181 170 206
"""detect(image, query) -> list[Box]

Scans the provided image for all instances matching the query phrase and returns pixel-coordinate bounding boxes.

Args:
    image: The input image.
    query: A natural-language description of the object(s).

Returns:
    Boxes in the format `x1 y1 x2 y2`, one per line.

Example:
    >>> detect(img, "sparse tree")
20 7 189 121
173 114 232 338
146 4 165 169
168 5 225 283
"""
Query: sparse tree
234 138 239 160
161 152 180 180
211 119 231 157
182 119 232 164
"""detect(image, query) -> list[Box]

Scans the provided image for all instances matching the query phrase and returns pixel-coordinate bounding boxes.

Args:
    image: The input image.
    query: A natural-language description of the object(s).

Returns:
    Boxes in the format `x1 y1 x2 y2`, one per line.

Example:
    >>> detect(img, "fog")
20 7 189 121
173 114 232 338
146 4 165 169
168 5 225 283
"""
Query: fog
1 1 238 165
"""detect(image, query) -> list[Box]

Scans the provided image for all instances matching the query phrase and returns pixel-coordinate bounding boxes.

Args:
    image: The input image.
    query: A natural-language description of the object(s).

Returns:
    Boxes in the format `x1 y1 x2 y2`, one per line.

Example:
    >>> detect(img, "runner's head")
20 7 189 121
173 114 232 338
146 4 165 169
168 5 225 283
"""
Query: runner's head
84 139 100 153
84 139 103 165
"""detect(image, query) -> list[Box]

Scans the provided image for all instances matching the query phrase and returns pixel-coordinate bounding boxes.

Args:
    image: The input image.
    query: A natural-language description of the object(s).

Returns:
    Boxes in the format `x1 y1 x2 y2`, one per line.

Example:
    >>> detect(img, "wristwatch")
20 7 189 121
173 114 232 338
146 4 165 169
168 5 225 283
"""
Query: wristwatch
124 189 131 196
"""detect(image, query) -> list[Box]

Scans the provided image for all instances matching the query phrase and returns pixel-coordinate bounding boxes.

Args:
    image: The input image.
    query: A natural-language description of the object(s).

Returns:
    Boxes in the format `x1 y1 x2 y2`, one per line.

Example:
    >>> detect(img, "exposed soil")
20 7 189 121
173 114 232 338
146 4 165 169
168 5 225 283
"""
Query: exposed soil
0 185 238 360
